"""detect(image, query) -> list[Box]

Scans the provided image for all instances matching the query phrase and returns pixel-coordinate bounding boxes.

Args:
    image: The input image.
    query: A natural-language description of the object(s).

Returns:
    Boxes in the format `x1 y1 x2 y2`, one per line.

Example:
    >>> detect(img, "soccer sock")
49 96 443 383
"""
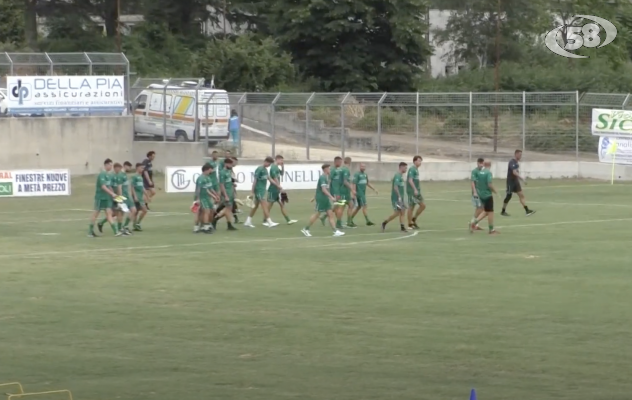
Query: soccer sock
524 205 529 212
400 224 405 229
88 223 94 234
228 222 233 228
412 217 416 223
489 224 494 232
502 207 506 213
123 217 130 227
110 222 118 234
98 217 107 225
117 222 122 230
284 215 290 222
365 215 370 223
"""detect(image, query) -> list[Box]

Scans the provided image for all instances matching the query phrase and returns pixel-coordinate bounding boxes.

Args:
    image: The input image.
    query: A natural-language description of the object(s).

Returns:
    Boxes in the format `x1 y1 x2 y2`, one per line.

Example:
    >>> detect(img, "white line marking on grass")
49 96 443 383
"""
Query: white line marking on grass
426 197 632 208
0 209 88 214
0 212 189 225
2 217 631 260
434 183 621 194
35 233 60 236
302 230 418 249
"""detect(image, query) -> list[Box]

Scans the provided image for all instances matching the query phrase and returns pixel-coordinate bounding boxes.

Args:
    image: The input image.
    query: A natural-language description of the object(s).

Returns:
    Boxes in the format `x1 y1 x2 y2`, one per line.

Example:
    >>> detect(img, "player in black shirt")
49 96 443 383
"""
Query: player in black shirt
142 151 156 209
501 149 535 216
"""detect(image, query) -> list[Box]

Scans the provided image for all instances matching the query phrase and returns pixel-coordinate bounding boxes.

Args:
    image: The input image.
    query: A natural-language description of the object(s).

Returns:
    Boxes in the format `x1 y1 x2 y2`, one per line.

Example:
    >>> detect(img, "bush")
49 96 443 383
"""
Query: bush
433 116 482 141
350 107 415 133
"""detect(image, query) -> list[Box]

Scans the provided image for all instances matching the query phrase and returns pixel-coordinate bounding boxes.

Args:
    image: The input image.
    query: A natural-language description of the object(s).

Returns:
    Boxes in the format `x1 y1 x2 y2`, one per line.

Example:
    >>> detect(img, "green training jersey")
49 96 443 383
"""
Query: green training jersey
220 168 234 196
254 166 268 192
470 168 481 195
315 174 330 201
391 172 405 200
407 166 420 194
110 172 121 195
198 174 213 198
195 174 207 200
330 167 342 192
340 166 351 192
269 164 281 192
476 168 493 199
119 172 130 197
353 171 368 196
95 171 112 200
132 174 144 202
218 159 225 173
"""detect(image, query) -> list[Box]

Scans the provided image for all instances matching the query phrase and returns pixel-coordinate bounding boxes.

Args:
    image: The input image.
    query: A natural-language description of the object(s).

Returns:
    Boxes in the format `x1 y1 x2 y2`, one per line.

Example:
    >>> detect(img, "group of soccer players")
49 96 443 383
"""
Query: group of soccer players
469 149 536 235
88 147 536 238
88 151 157 237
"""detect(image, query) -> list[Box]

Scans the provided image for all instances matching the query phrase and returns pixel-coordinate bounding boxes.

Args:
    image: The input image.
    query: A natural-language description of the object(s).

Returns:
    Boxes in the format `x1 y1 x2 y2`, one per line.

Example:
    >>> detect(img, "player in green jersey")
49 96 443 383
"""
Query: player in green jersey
339 157 356 227
349 163 378 226
267 155 297 225
213 158 238 230
208 151 219 172
381 162 408 233
245 157 279 228
119 161 137 234
88 158 121 237
97 162 124 234
470 158 485 231
217 149 231 174
470 160 499 234
406 155 426 230
194 163 216 233
301 164 345 237
321 156 344 228
131 163 148 231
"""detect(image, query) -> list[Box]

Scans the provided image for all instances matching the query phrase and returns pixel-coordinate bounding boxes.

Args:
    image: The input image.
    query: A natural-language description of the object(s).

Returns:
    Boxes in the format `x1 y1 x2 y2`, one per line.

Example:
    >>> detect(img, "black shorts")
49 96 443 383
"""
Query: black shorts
482 196 494 212
506 180 521 194
143 178 154 189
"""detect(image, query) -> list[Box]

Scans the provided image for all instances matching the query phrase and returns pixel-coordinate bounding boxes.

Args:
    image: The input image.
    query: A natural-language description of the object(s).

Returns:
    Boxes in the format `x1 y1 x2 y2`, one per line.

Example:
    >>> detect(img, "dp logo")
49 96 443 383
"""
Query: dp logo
10 79 31 104
545 15 617 58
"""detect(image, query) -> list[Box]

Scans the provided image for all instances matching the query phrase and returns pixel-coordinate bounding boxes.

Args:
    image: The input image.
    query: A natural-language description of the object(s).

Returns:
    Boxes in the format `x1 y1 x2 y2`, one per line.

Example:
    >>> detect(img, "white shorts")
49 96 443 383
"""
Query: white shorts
472 196 482 208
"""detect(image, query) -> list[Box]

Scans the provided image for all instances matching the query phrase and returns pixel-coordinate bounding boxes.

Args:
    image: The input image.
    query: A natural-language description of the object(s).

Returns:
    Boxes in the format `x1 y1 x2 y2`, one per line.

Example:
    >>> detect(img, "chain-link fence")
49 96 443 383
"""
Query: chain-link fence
0 52 131 103
126 88 630 162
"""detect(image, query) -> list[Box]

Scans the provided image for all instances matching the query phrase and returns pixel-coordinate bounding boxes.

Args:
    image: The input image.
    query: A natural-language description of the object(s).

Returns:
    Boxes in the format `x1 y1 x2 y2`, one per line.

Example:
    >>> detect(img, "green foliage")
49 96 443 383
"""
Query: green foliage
0 0 24 46
525 127 597 153
267 0 432 92
193 34 296 91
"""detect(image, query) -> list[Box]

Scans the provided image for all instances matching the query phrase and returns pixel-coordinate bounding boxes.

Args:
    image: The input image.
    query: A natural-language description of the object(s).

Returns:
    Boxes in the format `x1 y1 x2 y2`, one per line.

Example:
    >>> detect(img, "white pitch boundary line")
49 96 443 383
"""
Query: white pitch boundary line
426 197 632 208
0 212 189 225
2 217 631 260
434 183 626 194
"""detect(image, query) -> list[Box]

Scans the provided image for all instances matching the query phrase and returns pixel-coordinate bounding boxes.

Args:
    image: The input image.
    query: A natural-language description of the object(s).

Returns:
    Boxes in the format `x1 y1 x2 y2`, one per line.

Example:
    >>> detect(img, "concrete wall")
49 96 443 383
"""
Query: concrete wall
0 116 134 175
0 116 209 175
232 160 632 182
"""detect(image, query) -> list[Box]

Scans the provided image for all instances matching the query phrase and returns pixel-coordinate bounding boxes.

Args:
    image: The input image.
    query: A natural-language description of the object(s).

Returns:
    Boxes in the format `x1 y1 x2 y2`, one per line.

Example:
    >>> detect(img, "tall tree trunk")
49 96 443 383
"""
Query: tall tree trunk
104 0 117 38
23 0 37 49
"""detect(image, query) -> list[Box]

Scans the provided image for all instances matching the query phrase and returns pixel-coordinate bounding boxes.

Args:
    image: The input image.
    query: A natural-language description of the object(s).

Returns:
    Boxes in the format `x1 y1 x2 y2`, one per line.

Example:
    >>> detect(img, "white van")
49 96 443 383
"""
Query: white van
133 81 230 143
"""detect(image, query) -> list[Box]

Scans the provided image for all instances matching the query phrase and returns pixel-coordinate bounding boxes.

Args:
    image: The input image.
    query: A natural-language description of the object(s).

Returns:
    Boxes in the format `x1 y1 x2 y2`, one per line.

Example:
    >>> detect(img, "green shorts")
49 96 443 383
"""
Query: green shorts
339 191 351 202
124 198 135 210
356 195 367 207
315 198 332 213
391 198 407 210
254 190 266 202
94 198 113 211
267 190 280 203
200 197 213 210
407 193 423 205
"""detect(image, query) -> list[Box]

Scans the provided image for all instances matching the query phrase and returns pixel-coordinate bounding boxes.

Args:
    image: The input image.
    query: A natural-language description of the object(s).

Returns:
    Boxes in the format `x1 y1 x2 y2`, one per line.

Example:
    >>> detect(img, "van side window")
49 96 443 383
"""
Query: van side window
135 95 147 110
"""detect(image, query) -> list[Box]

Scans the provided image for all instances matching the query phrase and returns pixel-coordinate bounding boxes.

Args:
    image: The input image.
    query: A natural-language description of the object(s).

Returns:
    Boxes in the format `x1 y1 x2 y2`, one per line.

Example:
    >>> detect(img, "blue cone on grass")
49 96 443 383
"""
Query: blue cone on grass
469 388 477 400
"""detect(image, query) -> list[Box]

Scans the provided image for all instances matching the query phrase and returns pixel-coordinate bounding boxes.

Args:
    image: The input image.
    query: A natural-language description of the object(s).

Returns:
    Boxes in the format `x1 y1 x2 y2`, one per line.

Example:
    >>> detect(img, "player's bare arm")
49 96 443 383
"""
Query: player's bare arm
408 177 418 195
143 169 153 186
471 180 478 198
367 180 378 194
322 186 335 201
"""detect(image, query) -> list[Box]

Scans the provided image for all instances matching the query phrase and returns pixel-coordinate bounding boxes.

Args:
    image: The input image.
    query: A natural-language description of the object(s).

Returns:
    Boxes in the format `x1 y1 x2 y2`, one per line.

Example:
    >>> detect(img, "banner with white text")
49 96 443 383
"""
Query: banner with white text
165 164 323 193
0 170 71 197
6 76 125 114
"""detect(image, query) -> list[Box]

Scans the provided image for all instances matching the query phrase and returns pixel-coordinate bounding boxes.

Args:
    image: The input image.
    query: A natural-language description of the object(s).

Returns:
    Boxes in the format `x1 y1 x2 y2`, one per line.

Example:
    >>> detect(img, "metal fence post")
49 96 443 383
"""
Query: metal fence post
377 93 387 161
622 93 631 109
305 92 315 160
522 91 526 151
85 52 93 75
238 93 246 156
468 92 473 162
204 93 215 148
163 78 170 141
271 93 281 156
575 90 580 177
44 52 53 75
5 52 13 74
340 92 351 157
415 92 420 155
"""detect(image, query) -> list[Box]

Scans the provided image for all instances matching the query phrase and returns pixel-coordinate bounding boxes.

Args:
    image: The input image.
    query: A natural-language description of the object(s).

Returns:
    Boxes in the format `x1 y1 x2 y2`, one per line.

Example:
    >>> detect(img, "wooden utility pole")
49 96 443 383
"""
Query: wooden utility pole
492 0 501 152
116 0 122 52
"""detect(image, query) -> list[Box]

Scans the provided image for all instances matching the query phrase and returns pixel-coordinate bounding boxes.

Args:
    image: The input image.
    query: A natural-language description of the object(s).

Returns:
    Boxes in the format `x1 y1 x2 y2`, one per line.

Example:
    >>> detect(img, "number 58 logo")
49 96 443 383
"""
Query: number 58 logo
545 15 617 58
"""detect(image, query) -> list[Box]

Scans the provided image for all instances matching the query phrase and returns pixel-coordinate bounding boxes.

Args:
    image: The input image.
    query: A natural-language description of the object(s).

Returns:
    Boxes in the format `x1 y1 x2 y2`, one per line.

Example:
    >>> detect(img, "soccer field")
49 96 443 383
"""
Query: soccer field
1 177 632 400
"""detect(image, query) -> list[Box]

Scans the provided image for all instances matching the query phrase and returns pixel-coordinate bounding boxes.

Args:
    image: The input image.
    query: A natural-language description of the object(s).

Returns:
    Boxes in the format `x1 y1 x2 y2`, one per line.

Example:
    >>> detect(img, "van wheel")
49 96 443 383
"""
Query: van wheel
175 131 189 142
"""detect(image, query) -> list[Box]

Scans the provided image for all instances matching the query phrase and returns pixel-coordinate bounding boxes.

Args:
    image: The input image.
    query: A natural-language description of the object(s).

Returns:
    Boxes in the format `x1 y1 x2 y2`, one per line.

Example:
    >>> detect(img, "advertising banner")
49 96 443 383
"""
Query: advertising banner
6 76 125 114
592 108 632 136
165 164 323 193
598 136 632 165
0 170 71 197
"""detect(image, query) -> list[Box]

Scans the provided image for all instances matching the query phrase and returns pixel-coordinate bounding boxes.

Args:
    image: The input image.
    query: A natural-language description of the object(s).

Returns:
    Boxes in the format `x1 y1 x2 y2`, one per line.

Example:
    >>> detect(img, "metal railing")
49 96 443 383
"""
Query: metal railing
125 89 632 161
0 52 131 102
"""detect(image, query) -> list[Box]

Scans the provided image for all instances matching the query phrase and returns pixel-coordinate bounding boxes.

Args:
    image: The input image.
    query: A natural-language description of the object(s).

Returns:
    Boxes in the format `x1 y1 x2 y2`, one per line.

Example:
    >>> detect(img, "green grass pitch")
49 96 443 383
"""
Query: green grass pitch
1 176 632 400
